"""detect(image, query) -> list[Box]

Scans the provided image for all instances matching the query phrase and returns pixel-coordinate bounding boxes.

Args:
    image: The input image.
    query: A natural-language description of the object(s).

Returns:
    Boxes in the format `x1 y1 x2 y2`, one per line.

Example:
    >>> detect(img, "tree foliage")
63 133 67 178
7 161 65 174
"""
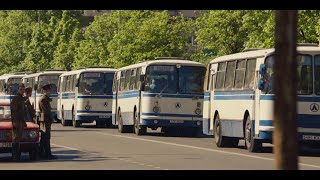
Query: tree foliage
0 10 320 73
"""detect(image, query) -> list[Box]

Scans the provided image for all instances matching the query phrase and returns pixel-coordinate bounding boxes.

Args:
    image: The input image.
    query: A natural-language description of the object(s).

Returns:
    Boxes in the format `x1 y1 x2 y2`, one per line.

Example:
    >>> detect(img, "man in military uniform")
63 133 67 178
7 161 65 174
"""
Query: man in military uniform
10 83 27 161
39 84 56 159
25 87 36 123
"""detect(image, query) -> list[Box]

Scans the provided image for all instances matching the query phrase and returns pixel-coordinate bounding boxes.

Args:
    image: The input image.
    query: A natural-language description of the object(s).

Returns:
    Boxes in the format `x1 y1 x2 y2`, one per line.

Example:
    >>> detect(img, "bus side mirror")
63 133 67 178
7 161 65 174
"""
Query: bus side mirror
75 79 79 87
140 82 145 91
258 79 265 90
259 64 266 76
140 74 145 82
4 83 7 93
34 84 38 90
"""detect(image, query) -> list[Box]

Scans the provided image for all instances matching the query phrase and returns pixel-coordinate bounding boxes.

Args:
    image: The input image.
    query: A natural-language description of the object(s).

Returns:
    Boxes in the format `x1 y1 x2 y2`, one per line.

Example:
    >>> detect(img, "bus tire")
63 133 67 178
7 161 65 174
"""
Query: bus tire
244 116 262 152
134 111 146 136
214 114 231 147
118 110 125 133
61 108 67 126
72 111 80 128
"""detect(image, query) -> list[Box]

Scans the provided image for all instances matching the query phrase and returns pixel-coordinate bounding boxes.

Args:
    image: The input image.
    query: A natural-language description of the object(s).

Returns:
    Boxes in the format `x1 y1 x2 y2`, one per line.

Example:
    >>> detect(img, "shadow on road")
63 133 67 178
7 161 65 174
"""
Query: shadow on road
0 147 112 163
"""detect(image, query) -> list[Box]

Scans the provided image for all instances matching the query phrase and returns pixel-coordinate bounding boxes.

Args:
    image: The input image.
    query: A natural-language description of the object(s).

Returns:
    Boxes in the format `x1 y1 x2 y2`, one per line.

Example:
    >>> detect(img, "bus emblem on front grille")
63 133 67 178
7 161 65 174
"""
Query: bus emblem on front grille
175 102 181 109
104 102 108 107
310 103 319 112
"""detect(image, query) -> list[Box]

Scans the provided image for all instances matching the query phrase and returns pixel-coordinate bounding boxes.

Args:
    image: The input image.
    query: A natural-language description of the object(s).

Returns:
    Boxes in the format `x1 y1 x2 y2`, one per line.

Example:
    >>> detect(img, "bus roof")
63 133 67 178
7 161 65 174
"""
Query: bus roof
0 72 27 80
23 70 67 79
60 67 116 76
117 59 205 71
209 46 320 64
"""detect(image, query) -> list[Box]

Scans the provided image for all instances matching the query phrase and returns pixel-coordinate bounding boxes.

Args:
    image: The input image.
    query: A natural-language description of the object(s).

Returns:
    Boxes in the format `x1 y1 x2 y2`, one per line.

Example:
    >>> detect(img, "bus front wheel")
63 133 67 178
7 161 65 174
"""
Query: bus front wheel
134 111 146 136
61 108 67 126
118 110 125 133
214 114 231 147
244 116 262 152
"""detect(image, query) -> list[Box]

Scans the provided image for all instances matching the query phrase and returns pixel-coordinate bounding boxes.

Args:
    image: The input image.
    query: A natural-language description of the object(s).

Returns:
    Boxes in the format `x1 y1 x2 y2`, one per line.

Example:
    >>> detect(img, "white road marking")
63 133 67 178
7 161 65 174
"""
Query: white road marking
52 143 166 170
92 132 320 169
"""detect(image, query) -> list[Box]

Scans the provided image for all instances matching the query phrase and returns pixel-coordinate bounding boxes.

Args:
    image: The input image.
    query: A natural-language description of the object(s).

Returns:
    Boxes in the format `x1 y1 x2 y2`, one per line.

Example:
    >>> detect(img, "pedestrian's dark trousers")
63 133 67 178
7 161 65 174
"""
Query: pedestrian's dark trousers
40 121 52 157
40 131 51 157
12 127 22 160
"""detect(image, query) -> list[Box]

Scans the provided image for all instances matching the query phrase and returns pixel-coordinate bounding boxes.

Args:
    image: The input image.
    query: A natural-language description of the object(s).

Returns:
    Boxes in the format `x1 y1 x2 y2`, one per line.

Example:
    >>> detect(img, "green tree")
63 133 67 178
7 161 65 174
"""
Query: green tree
107 10 195 68
51 10 83 70
242 10 275 48
0 11 34 74
195 10 248 57
73 12 118 69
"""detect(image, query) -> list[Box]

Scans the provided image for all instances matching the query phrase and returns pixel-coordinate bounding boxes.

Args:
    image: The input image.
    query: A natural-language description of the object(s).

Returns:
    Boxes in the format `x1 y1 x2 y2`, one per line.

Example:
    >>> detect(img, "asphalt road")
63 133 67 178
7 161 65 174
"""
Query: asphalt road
1 123 320 170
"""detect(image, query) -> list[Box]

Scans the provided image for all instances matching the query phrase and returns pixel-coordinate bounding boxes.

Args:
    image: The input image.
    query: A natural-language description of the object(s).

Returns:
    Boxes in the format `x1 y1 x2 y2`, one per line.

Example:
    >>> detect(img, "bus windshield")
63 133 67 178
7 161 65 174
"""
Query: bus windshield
7 78 21 95
37 75 59 94
264 55 313 95
78 72 114 95
179 66 206 94
145 65 205 94
314 55 320 95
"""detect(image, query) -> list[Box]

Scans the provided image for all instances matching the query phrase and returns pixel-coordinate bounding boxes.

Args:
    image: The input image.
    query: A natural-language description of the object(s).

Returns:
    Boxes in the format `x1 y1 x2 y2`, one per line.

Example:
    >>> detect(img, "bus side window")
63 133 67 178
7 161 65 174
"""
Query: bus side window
112 73 117 92
244 59 257 89
120 71 125 91
124 70 131 91
135 67 142 91
215 62 226 90
224 61 236 90
63 76 68 93
234 59 246 89
129 69 136 90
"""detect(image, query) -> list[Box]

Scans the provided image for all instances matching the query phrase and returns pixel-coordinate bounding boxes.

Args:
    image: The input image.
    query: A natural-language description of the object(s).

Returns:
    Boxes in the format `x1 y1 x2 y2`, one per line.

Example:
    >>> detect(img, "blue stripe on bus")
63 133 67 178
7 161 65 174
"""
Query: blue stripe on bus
118 91 140 95
77 95 113 99
36 94 58 97
298 114 320 128
142 112 202 118
117 93 140 99
141 119 202 127
260 95 320 102
77 110 112 114
214 95 255 100
260 115 320 128
76 115 112 121
0 96 15 99
259 120 272 126
143 93 204 99
214 91 254 95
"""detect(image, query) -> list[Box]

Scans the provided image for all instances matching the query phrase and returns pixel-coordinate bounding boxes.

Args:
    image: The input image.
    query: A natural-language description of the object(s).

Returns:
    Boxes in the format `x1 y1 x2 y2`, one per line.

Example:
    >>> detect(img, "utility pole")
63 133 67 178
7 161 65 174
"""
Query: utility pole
274 10 298 170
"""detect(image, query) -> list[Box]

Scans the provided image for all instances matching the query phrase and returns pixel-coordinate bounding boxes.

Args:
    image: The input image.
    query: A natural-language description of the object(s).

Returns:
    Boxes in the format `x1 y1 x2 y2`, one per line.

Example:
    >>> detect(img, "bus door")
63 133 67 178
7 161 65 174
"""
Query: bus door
254 59 265 137
209 64 217 134
112 73 119 125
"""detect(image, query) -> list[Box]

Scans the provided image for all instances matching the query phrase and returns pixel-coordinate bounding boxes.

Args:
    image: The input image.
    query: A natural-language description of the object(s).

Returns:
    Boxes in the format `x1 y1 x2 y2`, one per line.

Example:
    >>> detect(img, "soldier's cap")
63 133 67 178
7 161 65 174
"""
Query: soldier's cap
41 84 52 90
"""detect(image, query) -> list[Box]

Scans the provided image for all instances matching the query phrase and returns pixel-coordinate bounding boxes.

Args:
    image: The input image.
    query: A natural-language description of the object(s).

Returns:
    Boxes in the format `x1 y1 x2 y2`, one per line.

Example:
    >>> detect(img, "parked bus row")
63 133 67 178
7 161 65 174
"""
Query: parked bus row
1 44 320 153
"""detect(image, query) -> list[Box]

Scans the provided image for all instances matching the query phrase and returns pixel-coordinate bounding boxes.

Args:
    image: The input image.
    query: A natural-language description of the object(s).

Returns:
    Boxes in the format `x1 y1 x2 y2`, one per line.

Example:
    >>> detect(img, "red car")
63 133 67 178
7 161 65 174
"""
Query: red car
0 103 40 160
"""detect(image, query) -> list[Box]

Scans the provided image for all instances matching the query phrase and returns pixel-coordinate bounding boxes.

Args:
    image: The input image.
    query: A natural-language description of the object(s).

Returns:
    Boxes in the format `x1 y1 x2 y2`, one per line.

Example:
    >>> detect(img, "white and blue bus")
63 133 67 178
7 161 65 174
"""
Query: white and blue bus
0 72 26 118
57 67 116 128
203 44 320 152
112 57 206 136
22 70 66 122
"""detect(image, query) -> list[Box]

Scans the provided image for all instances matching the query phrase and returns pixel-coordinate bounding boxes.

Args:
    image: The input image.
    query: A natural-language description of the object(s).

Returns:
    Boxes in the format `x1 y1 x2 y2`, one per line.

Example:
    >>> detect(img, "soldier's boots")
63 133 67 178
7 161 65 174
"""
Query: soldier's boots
12 142 21 161
40 142 57 160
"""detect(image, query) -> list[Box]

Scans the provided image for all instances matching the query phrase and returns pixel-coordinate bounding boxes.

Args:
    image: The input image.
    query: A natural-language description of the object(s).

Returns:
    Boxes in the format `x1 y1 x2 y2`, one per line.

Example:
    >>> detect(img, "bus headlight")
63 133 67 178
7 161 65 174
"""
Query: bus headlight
29 130 37 139
197 121 201 126
153 106 160 113
195 108 201 115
